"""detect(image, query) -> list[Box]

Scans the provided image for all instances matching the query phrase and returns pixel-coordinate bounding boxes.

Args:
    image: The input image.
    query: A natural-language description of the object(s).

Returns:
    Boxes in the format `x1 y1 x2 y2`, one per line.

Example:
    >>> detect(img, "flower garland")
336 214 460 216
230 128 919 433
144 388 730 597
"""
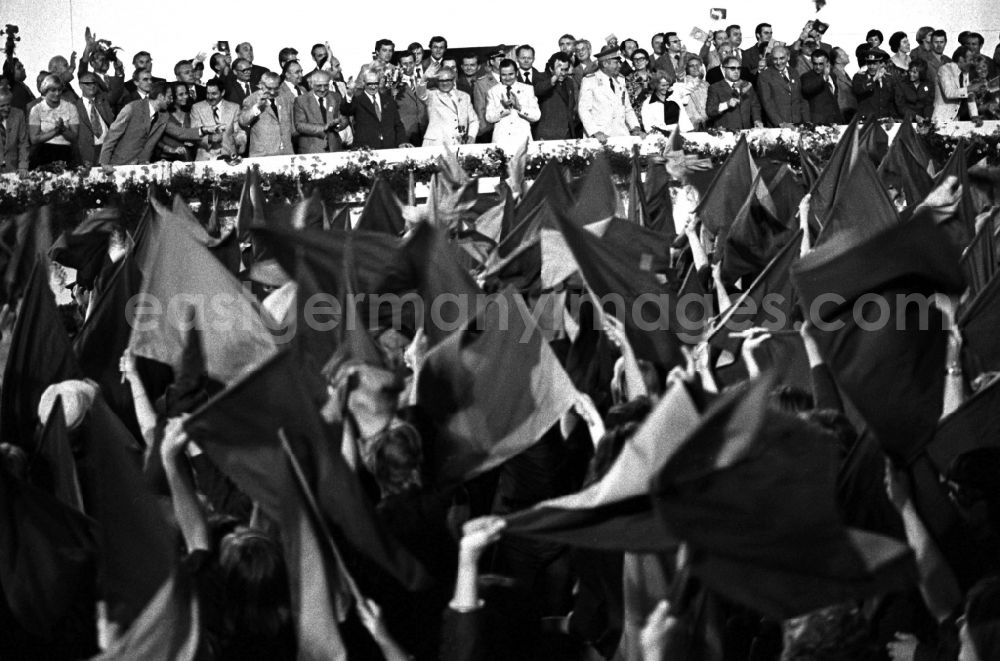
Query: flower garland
1 124 996 220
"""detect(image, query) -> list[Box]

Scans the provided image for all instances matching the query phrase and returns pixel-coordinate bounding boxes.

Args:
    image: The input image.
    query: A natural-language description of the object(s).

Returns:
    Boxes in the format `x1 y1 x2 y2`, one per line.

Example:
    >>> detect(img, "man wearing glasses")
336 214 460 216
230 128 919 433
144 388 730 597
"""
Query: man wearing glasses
422 67 477 146
706 56 763 131
294 70 347 153
340 71 409 150
226 58 255 106
238 72 295 156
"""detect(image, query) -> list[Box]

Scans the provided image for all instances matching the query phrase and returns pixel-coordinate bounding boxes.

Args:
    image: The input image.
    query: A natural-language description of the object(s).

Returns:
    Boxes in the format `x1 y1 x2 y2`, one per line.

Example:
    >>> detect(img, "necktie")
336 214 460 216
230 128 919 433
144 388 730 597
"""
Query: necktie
523 71 530 84
270 99 279 119
674 55 680 70
0 121 7 153
213 105 220 123
372 95 382 120
243 82 250 96
90 101 103 138
319 96 327 122
609 77 616 93
781 70 789 84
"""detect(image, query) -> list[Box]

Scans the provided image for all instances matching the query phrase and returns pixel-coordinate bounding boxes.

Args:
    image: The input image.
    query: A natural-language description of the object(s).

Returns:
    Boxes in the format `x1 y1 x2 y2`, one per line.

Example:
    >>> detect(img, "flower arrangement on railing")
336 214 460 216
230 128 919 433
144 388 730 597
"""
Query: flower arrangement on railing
921 123 1000 167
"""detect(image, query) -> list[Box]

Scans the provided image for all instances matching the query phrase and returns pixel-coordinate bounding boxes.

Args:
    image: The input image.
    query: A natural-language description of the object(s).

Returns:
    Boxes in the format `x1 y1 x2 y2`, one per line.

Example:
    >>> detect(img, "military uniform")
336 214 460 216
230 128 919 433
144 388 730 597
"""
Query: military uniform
578 69 641 138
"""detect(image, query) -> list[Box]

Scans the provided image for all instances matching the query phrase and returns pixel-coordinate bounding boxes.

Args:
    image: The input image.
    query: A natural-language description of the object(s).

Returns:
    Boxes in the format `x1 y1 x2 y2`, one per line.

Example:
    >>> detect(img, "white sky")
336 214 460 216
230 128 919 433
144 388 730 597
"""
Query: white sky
6 0 1000 84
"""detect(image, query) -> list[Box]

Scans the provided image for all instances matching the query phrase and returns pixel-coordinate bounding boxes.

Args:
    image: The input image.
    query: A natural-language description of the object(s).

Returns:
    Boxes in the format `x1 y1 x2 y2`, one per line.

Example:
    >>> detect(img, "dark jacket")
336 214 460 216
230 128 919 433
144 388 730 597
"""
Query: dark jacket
894 80 934 120
73 95 116 166
340 91 407 149
800 70 843 124
533 75 579 140
756 67 809 125
706 79 762 131
852 72 897 119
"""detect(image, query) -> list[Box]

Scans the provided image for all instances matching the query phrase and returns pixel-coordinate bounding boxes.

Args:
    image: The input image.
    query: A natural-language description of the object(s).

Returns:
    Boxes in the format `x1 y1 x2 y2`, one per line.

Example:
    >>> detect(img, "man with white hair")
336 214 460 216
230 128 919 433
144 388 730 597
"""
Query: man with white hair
578 46 644 143
294 70 347 153
234 42 270 88
422 67 477 146
238 72 295 156
0 89 30 174
756 45 809 126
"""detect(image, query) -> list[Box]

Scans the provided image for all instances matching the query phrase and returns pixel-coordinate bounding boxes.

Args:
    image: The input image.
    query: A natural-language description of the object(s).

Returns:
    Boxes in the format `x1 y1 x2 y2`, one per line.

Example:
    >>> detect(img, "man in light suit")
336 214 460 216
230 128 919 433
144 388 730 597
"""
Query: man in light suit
578 46 644 142
706 56 763 131
278 60 307 106
421 67 478 146
294 71 347 153
0 90 30 174
73 72 116 167
238 72 296 157
933 46 983 123
340 71 409 150
100 82 209 166
190 80 240 160
485 59 540 151
756 46 809 127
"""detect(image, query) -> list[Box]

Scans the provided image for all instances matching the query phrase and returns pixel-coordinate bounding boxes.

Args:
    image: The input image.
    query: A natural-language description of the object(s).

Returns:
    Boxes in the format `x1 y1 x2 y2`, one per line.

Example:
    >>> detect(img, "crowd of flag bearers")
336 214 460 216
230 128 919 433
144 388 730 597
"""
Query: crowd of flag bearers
2 117 1000 661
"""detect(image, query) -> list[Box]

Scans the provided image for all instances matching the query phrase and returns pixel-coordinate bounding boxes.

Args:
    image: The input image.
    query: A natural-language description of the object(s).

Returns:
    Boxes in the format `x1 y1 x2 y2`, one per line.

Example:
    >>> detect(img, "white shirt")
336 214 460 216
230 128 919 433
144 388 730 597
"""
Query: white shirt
284 80 301 96
484 81 540 150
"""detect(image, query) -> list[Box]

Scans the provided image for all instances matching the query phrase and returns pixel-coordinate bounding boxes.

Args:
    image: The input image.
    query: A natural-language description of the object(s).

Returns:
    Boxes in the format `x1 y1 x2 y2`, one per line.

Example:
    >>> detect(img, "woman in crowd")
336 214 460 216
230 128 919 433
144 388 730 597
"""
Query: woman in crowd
888 31 912 78
640 72 693 135
27 73 79 168
893 58 934 120
157 82 196 161
970 55 999 119
681 56 709 130
625 49 653 120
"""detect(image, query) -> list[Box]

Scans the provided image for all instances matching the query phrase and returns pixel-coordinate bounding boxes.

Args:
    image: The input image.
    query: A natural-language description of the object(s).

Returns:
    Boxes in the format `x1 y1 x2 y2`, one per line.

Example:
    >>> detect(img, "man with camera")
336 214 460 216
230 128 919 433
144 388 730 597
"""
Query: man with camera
78 27 125 111
578 46 643 143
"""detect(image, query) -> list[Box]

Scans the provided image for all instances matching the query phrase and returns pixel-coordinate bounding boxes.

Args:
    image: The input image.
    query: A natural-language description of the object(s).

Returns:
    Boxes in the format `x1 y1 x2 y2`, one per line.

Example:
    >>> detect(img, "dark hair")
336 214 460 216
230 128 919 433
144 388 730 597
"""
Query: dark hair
205 79 223 93
515 44 535 57
664 31 678 42
889 32 907 53
429 36 447 48
498 58 517 73
866 29 884 43
560 33 576 42
132 50 151 66
374 38 395 52
311 43 325 54
148 81 168 99
768 385 814 414
280 59 300 75
168 80 189 98
802 408 857 458
755 23 771 38
631 48 650 61
652 32 665 40
620 38 638 52
726 24 742 37
969 32 985 47
545 51 571 72
966 576 1000 660
277 47 298 64
371 422 424 496
811 49 830 62
210 53 227 73
218 529 293 657
953 45 970 62
721 55 741 68
174 59 192 75
916 26 935 42
908 57 928 80
932 29 947 40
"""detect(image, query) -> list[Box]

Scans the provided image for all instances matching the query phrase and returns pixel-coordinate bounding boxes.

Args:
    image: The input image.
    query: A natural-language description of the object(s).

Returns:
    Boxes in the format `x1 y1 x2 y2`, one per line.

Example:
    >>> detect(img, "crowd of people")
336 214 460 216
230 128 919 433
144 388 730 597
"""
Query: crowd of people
2 22 1000 174
3 14 1000 661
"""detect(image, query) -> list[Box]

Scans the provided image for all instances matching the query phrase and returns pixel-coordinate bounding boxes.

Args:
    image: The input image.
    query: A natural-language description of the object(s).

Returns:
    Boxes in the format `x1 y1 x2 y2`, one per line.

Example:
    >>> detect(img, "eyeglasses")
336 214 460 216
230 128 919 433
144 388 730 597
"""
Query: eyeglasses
235 67 252 73
80 81 97 86
723 66 741 70
439 78 455 83
633 56 648 61
364 81 380 87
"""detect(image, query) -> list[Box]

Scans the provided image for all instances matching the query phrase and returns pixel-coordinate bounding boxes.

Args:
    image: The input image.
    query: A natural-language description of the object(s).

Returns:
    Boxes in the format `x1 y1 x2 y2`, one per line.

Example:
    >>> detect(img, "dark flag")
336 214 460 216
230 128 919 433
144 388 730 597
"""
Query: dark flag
34 397 84 511
959 269 1000 379
553 207 683 368
792 215 965 463
696 134 758 236
960 208 997 300
878 117 933 211
415 289 578 486
0 260 83 448
235 164 265 240
762 162 806 228
569 152 622 225
813 151 899 250
807 115 861 233
627 149 650 227
926 376 1000 475
858 120 889 165
355 177 405 236
917 142 977 250
719 173 793 287
48 209 117 290
798 135 821 191
651 375 915 620
643 156 675 237
503 381 700 550
513 159 573 231
292 188 327 231
471 181 515 244
3 204 54 304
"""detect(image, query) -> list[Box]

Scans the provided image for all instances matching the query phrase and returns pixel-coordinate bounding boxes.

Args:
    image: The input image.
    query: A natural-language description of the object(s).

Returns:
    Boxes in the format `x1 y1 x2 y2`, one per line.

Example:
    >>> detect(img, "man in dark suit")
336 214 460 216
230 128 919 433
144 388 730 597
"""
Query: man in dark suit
234 42 270 88
534 52 578 140
74 72 116 167
800 50 842 124
652 32 692 81
294 71 346 153
100 82 208 165
78 39 126 112
756 45 809 126
340 71 409 149
852 49 896 120
0 89 30 174
457 55 481 96
121 51 165 98
421 36 448 81
706 56 763 131
225 58 255 106
515 45 543 88
115 69 154 114
393 52 428 145
742 23 772 74
706 44 752 84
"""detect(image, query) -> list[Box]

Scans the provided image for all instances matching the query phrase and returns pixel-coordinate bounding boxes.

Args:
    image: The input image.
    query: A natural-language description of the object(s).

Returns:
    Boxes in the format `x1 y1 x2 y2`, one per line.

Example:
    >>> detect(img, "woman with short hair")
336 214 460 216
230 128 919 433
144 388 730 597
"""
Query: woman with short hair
893 58 933 120
27 73 79 168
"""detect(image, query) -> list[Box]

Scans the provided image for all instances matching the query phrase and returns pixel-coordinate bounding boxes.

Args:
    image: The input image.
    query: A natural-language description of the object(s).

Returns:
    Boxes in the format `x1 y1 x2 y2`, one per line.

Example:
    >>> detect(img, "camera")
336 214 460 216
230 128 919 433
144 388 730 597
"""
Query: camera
2 24 18 36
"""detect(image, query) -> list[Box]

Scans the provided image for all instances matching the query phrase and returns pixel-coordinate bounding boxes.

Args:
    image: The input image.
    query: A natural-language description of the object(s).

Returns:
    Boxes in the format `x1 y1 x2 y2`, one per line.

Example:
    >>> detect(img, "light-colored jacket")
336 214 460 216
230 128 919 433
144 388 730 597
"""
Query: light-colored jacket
485 81 540 150
421 88 479 146
190 99 243 160
578 70 640 137
932 62 976 123
238 91 296 157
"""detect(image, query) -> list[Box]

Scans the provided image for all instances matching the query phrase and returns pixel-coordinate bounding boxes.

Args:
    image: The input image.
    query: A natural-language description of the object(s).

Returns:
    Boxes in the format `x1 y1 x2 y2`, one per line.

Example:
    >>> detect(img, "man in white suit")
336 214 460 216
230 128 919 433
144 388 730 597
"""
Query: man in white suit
485 59 540 151
189 79 241 160
421 67 478 146
578 46 644 143
932 46 983 123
